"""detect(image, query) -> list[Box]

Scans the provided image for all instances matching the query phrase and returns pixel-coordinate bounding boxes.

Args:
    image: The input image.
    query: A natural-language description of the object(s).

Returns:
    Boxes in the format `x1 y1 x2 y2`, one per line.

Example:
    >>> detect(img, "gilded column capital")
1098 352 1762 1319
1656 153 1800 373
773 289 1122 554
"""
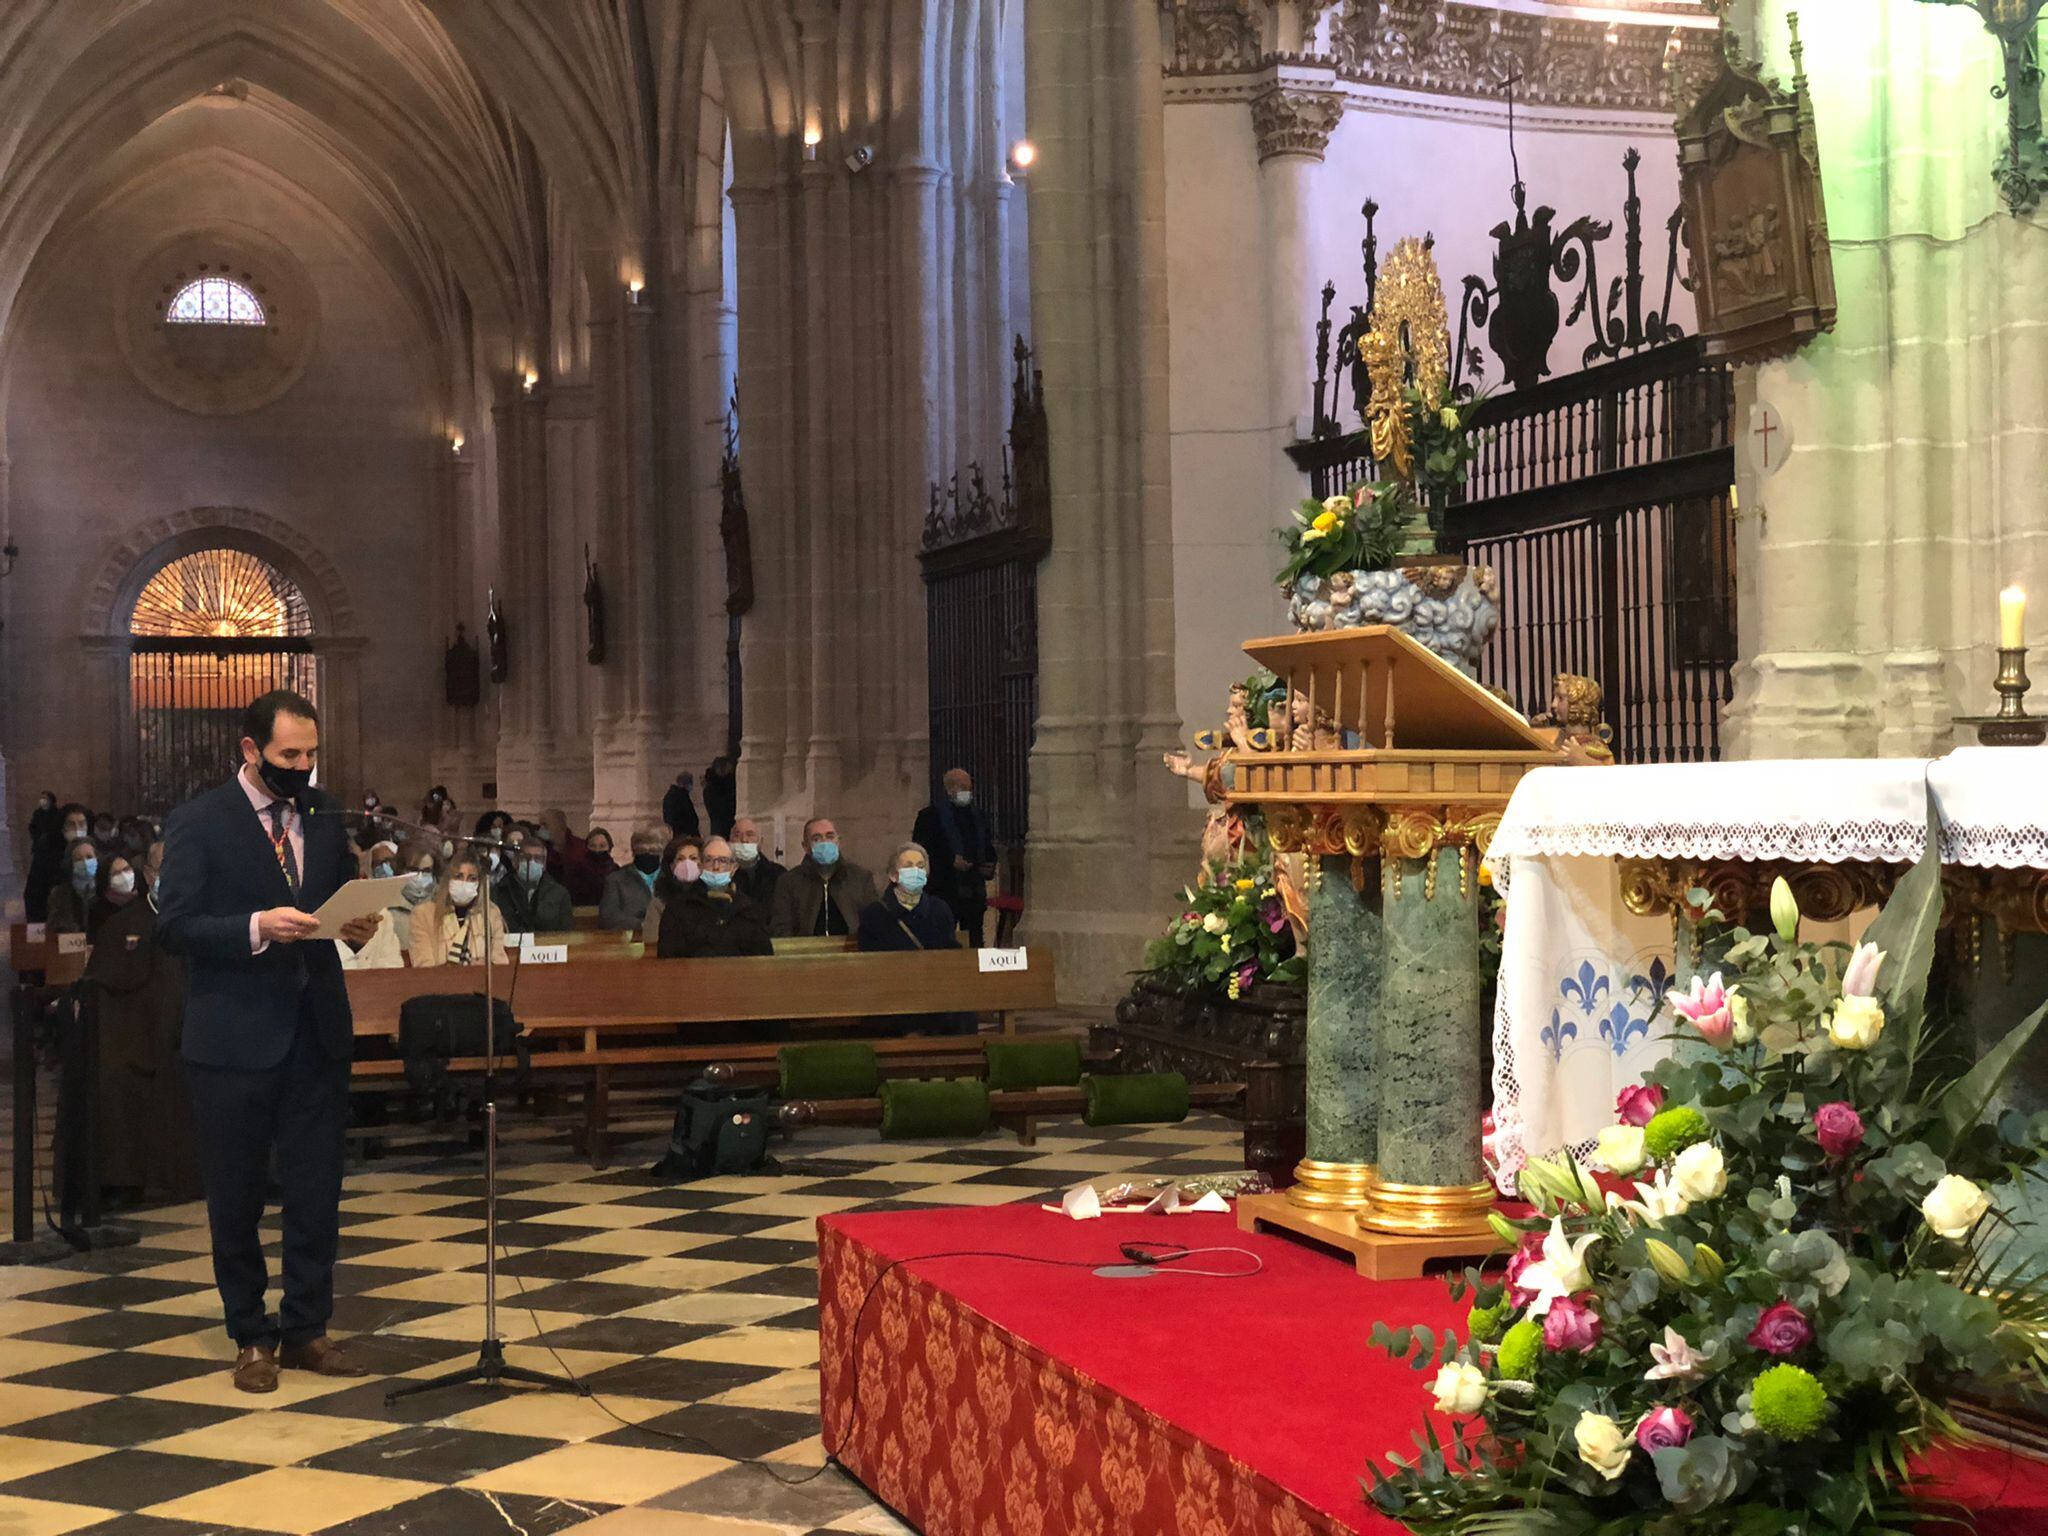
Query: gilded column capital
1250 85 1345 163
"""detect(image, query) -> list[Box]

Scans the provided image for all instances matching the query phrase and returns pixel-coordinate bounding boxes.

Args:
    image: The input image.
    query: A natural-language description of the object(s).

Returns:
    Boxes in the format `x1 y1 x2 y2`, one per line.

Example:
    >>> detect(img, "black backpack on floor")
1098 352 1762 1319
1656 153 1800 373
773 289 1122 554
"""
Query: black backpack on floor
653 1077 776 1180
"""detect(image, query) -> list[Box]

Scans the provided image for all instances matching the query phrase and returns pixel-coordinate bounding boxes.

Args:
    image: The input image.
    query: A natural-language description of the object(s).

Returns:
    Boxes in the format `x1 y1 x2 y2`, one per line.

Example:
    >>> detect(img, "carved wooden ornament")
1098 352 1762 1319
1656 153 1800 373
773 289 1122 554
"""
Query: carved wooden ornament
1675 20 1837 364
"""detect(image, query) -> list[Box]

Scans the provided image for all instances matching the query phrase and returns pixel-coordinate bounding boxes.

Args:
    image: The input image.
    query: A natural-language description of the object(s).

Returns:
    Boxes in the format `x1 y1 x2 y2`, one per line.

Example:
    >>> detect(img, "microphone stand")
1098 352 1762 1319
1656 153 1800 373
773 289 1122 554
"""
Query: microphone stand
336 810 580 1405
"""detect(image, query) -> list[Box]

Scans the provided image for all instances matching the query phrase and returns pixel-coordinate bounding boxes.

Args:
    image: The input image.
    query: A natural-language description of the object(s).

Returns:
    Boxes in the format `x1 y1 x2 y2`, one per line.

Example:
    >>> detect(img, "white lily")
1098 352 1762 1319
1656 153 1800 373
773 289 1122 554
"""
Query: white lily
1607 1169 1691 1229
1515 1215 1601 1317
1645 1325 1706 1383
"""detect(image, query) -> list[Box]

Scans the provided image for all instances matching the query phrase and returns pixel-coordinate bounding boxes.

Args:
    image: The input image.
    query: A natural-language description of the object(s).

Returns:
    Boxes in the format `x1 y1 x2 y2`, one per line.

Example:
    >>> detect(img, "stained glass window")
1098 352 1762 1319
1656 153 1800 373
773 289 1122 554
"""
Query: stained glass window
165 276 266 326
130 549 312 638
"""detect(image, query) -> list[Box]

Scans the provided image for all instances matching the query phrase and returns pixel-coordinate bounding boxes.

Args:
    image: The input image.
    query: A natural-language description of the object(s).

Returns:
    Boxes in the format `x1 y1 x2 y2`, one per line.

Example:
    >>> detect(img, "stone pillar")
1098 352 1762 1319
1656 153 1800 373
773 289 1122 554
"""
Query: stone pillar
1291 854 1380 1209
1251 84 1342 505
1364 840 1493 1235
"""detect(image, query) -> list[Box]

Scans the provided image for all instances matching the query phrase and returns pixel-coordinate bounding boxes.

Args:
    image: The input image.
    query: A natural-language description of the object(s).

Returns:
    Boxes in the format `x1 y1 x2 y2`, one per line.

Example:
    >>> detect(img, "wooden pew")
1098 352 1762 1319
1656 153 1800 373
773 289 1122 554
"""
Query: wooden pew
347 948 1060 1162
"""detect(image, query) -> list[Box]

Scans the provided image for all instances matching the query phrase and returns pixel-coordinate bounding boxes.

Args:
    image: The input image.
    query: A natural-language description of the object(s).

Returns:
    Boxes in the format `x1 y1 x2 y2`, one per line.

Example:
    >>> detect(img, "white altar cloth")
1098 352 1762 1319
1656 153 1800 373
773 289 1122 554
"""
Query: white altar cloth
1487 748 2048 1190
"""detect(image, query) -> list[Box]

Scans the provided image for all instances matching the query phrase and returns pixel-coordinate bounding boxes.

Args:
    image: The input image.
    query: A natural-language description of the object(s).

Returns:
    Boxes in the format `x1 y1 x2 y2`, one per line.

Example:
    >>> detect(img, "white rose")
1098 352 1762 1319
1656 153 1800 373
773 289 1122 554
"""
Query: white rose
1574 1411 1632 1481
1201 912 1230 936
1828 994 1885 1051
1430 1361 1488 1416
1671 1142 1727 1203
1594 1124 1648 1177
1922 1174 1991 1242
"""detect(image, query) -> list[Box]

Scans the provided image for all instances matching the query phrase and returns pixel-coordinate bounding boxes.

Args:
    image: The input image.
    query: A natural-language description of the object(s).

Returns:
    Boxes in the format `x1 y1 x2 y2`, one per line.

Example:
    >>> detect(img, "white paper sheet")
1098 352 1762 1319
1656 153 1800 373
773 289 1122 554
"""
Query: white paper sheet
306 875 412 940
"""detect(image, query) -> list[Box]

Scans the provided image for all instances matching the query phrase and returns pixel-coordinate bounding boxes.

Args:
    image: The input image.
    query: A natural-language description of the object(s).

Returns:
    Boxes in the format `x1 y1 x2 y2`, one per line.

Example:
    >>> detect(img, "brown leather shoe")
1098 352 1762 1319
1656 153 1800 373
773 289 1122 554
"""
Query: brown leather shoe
232 1343 279 1394
279 1335 368 1377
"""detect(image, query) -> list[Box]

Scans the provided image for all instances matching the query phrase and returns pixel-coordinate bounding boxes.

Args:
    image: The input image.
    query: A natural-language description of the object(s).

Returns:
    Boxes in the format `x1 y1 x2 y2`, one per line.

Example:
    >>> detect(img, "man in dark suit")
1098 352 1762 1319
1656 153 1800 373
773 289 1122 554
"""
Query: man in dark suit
912 767 997 948
156 690 380 1393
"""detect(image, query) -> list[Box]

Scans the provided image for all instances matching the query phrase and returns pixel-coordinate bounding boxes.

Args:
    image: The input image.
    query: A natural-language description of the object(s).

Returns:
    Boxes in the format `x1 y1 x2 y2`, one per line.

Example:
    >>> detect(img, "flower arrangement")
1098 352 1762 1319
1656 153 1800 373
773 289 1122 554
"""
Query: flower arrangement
1407 387 1484 510
1367 816 2048 1534
1142 860 1303 1001
1276 483 1410 589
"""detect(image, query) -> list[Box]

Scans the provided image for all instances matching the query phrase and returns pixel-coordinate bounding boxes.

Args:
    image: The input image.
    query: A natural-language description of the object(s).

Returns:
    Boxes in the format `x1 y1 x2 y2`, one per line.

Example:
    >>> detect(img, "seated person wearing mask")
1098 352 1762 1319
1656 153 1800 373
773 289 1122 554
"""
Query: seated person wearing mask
387 842 440 955
657 837 773 958
498 833 574 934
564 824 615 907
408 856 506 966
769 818 878 939
856 843 972 1034
92 851 144 943
730 816 785 907
47 838 102 935
642 834 703 947
600 828 665 933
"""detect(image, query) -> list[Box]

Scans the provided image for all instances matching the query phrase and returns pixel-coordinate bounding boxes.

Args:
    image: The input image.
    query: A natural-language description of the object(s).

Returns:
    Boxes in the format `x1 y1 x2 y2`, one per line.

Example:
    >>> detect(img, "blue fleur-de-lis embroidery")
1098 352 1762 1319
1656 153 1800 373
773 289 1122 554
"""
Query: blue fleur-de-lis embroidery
1628 957 1672 1009
1558 961 1610 1017
1540 1009 1578 1062
1600 1003 1650 1057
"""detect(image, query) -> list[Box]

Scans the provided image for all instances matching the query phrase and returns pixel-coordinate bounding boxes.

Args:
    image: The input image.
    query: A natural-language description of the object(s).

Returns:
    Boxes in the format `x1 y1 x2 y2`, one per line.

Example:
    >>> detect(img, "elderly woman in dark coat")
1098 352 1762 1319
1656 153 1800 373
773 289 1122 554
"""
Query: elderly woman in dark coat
856 842 973 1035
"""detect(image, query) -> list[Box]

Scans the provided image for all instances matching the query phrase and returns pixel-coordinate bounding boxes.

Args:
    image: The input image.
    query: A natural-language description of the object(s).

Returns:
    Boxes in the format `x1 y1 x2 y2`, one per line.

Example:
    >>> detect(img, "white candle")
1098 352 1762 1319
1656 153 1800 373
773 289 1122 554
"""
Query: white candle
2001 585 2027 649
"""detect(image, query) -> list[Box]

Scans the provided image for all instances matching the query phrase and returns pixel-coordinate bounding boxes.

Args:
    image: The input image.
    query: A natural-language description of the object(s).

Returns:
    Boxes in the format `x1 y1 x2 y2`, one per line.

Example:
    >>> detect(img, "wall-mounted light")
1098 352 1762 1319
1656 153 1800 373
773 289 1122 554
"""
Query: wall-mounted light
522 369 539 394
628 277 644 305
803 125 823 162
1008 139 1038 175
450 432 465 456
844 143 875 174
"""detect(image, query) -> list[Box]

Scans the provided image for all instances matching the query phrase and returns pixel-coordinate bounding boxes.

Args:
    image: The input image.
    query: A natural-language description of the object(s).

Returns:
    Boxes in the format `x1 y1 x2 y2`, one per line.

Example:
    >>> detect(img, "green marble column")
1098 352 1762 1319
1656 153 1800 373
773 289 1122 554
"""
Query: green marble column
1375 846 1487 1197
1303 854 1382 1179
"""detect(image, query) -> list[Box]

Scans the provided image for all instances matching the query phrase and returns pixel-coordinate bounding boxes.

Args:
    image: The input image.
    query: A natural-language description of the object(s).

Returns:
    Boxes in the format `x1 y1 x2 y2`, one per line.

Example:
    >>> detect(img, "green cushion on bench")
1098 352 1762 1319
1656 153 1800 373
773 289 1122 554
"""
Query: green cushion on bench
879 1078 991 1138
983 1038 1084 1091
1083 1072 1190 1127
779 1043 880 1100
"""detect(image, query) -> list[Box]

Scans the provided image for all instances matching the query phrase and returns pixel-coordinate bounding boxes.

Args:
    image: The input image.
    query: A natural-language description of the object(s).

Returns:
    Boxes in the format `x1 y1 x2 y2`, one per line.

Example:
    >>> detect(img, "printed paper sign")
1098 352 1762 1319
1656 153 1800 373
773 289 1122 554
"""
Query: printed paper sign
522 944 568 965
25 923 46 944
56 932 87 955
977 947 1028 973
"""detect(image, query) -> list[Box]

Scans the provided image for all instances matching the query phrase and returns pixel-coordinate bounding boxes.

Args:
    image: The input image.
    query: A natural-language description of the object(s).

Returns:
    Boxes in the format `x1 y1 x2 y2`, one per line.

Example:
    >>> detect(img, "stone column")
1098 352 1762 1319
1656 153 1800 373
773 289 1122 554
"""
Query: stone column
1251 83 1342 497
1364 837 1493 1235
1292 854 1381 1208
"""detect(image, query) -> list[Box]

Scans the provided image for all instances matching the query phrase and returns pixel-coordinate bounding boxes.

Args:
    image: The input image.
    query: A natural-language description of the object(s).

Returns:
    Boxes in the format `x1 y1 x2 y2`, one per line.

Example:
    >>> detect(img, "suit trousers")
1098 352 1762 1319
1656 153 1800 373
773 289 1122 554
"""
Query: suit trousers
184 1000 349 1348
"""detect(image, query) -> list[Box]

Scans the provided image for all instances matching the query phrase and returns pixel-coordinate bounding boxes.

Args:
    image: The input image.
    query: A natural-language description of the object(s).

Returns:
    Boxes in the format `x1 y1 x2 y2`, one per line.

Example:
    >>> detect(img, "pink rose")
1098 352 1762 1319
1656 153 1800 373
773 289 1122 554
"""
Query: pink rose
1615 1084 1665 1129
1504 1231 1546 1307
1814 1102 1865 1160
1542 1294 1603 1355
1635 1405 1695 1453
1748 1302 1814 1357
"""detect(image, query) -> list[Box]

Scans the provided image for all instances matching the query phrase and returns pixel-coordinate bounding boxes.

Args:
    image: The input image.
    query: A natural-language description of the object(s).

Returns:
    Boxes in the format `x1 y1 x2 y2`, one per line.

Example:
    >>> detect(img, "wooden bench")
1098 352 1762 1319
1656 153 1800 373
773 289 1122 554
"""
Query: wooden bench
344 948 1061 1162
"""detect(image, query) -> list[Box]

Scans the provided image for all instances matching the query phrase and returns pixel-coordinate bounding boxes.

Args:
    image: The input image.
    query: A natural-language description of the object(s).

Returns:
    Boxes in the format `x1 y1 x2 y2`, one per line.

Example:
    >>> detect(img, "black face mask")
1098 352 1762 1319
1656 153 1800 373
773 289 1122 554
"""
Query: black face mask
633 852 661 875
257 756 314 802
588 847 612 862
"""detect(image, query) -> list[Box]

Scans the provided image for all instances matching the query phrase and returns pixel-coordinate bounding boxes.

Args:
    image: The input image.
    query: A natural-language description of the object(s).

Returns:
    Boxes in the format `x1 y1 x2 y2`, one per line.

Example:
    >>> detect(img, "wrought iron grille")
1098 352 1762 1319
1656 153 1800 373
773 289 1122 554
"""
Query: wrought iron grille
131 638 319 813
921 338 1049 868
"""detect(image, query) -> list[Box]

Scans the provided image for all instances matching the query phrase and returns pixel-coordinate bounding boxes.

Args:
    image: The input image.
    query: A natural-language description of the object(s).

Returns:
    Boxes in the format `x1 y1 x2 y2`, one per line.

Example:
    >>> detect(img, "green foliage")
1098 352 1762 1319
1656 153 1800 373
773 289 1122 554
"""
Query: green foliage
1364 792 2048 1535
1139 855 1301 1001
1274 479 1410 588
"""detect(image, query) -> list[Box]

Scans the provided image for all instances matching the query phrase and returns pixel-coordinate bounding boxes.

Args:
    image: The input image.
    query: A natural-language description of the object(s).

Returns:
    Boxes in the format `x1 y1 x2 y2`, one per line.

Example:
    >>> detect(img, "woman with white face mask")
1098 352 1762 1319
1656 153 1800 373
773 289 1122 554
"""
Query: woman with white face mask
386 843 441 956
408 855 505 967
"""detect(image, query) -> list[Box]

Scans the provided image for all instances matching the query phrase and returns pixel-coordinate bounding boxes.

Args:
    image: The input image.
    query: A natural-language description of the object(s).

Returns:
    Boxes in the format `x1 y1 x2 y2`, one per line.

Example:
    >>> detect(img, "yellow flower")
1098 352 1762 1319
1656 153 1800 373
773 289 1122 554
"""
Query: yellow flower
1299 528 1327 542
1440 406 1460 431
1311 509 1339 533
1477 862 1494 888
1234 878 1256 892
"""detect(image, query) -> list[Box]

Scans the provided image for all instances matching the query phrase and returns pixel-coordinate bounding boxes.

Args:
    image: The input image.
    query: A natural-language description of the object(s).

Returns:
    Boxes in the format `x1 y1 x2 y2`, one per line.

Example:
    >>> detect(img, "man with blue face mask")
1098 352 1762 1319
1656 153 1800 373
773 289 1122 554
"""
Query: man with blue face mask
912 767 998 948
656 836 772 957
768 816 879 939
47 837 102 935
494 835 574 933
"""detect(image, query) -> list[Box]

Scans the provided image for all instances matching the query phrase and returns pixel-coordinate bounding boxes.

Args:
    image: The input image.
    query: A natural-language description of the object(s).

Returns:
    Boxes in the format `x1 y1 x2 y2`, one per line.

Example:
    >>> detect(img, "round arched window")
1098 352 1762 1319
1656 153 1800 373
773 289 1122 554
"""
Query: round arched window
165 274 267 326
130 548 312 638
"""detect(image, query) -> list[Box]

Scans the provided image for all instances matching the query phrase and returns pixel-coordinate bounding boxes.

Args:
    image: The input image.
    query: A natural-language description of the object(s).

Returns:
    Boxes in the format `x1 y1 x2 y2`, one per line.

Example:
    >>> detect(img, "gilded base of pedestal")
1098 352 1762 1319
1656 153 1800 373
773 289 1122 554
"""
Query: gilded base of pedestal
1287 1158 1378 1212
1355 1176 1498 1237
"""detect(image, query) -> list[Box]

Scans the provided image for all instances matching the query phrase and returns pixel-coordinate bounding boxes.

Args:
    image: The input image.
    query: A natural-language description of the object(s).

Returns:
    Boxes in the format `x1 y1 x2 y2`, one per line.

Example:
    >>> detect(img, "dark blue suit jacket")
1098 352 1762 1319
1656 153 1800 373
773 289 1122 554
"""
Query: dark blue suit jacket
156 777 357 1069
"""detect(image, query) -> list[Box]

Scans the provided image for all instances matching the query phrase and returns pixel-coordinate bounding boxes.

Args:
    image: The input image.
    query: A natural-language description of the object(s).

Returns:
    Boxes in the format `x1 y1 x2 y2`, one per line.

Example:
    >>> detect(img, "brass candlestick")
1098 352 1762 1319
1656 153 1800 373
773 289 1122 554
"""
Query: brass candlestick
1959 646 2048 746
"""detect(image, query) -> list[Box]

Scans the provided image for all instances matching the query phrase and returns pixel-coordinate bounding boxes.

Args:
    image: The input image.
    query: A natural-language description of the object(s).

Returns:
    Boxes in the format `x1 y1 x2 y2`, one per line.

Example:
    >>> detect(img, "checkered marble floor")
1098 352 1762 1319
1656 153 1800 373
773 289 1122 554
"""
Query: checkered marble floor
0 1113 1246 1536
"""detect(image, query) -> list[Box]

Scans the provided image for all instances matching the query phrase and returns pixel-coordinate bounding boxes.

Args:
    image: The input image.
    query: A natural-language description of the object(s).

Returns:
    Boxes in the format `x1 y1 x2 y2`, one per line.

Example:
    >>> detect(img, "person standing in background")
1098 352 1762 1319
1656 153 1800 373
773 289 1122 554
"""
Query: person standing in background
702 756 738 839
23 793 73 922
913 768 997 948
155 690 381 1393
662 769 701 840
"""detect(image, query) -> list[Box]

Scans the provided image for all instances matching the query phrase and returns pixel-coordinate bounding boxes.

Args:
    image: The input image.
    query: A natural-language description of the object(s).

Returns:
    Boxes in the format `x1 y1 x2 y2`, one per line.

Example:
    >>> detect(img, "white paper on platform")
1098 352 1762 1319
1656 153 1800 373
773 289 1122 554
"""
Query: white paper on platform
1041 1181 1103 1220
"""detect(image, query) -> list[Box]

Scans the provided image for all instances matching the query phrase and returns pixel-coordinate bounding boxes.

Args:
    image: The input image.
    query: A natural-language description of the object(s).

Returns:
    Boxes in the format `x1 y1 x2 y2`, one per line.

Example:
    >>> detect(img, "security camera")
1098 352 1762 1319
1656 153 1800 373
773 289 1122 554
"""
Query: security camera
845 144 875 173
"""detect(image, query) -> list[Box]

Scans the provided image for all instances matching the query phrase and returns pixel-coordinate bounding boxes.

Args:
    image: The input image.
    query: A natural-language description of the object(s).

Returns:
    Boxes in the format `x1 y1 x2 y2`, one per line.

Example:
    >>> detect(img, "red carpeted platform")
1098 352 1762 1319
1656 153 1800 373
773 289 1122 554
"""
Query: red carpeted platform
816 1203 2048 1536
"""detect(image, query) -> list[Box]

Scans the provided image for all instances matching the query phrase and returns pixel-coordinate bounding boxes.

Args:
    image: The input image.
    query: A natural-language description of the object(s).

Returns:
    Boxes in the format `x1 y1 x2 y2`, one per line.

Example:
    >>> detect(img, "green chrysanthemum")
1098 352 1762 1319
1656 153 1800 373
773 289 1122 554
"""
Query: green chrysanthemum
1752 1363 1829 1440
1496 1319 1542 1381
1643 1105 1711 1163
1467 1302 1507 1343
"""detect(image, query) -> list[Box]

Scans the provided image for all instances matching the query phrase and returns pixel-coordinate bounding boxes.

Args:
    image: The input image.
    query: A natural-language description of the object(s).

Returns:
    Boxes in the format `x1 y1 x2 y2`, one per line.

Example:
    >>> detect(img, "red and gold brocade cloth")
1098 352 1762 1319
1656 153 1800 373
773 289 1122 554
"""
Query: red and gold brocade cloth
815 1206 2048 1536
816 1206 1456 1536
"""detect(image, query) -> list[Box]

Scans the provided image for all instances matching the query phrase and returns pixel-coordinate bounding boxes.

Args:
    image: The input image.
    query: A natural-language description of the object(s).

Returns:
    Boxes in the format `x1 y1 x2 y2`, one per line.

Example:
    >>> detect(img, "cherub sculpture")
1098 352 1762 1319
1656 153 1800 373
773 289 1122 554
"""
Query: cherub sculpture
1162 676 1309 936
1530 672 1615 764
